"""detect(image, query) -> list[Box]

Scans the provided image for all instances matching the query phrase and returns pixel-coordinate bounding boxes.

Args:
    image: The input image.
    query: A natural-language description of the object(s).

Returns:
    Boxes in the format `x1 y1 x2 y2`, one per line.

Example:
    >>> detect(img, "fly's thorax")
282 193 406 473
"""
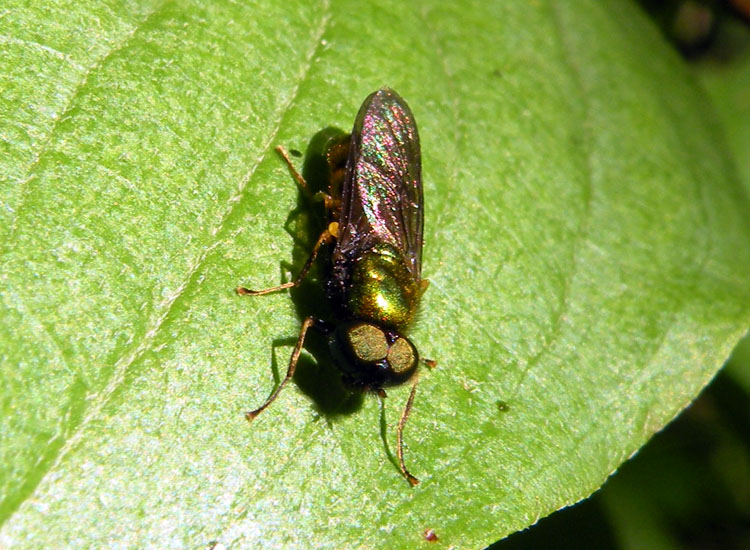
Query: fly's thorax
345 244 420 331
328 321 419 389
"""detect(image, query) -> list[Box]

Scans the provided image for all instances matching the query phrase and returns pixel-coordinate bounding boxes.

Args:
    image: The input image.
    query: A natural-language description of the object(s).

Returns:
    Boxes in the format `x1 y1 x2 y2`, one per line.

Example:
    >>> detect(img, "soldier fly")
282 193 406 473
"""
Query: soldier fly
237 88 433 486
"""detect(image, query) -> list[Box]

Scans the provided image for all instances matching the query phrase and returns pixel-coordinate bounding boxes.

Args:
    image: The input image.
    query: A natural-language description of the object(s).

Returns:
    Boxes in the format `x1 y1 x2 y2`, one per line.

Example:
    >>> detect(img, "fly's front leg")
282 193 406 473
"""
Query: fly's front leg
397 377 420 486
246 316 316 421
394 357 435 485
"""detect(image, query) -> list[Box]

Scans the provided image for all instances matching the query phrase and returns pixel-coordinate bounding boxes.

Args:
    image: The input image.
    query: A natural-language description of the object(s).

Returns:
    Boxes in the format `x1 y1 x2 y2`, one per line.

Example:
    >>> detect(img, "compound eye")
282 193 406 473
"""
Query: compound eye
346 323 388 363
387 336 417 374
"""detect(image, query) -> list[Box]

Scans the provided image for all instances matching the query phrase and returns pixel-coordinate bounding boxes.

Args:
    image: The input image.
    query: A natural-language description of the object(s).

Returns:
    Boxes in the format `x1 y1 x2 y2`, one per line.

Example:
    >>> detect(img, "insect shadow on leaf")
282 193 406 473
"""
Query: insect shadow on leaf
268 126 365 419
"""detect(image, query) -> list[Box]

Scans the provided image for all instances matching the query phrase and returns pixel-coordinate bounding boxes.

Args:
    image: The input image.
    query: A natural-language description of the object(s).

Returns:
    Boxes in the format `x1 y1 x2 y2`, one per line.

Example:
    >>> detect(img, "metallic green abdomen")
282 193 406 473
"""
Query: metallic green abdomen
346 245 420 330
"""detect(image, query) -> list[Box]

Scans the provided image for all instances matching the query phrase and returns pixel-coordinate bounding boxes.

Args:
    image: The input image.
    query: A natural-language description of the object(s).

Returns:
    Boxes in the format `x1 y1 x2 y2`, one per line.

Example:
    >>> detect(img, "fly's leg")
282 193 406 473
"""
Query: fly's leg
419 279 430 297
397 377 420 486
236 222 337 296
275 145 335 205
236 146 339 296
275 145 312 200
246 316 316 421
277 145 338 211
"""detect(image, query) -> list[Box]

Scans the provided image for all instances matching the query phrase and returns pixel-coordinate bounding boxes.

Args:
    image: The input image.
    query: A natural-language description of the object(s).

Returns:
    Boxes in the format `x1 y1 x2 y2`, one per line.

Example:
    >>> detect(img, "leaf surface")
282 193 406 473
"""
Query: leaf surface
1 1 749 548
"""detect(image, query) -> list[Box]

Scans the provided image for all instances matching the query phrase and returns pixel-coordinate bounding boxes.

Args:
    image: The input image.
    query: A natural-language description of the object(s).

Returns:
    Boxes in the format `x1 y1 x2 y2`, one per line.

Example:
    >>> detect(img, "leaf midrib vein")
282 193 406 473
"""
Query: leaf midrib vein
0 2 331 529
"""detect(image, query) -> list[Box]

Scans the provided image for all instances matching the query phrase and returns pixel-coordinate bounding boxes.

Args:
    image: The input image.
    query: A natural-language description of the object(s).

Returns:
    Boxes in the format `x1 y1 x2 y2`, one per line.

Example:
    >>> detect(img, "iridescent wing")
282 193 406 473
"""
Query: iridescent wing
335 88 423 279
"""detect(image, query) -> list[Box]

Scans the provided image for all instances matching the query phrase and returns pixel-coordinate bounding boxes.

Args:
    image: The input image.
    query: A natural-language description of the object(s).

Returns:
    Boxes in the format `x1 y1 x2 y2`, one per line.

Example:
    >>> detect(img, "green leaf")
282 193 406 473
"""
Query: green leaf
2 0 749 548
697 30 750 396
698 46 750 195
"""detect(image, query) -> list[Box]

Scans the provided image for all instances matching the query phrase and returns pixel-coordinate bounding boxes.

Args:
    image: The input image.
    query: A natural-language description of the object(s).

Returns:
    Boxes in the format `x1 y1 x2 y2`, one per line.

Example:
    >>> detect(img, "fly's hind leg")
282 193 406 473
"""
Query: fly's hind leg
275 145 334 206
236 145 340 296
